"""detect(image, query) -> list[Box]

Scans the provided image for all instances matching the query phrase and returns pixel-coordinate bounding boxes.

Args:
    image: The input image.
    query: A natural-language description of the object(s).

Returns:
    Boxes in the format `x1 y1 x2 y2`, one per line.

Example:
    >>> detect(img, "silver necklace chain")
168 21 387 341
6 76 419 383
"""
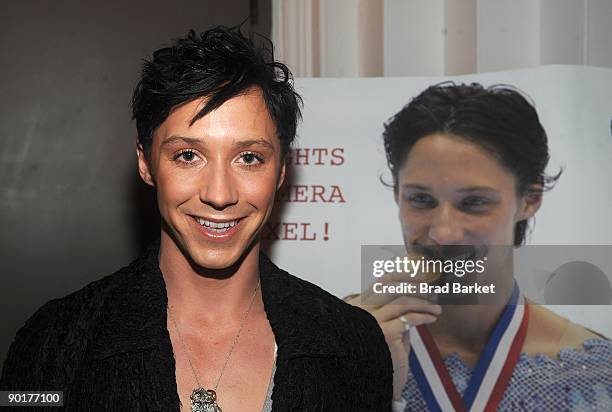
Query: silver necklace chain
168 279 260 394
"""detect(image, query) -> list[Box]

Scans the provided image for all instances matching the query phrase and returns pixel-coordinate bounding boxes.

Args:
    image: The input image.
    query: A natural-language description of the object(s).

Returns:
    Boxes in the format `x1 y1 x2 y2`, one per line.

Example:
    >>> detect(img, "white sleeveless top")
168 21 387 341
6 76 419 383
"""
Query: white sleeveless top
261 343 277 412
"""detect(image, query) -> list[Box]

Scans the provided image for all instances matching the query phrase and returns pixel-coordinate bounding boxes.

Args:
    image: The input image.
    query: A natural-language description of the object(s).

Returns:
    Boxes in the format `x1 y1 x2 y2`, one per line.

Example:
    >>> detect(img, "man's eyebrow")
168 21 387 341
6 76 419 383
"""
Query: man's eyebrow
160 136 275 150
234 139 275 150
160 136 204 147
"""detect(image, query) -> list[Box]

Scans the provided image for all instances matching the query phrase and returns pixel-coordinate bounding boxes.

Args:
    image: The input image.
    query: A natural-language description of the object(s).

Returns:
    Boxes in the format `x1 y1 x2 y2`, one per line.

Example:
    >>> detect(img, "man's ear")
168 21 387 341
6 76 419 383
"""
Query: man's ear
517 184 542 222
277 162 286 190
137 142 155 187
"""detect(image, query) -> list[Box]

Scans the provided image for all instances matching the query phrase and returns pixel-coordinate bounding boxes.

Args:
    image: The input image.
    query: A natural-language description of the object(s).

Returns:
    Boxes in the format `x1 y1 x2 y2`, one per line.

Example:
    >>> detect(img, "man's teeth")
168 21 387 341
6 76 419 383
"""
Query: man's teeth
195 218 238 231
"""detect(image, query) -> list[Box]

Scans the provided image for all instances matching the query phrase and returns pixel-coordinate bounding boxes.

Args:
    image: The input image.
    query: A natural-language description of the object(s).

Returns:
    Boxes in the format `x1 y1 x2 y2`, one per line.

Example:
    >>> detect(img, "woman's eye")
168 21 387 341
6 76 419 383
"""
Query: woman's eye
174 150 199 163
237 151 264 166
406 193 436 209
461 196 491 210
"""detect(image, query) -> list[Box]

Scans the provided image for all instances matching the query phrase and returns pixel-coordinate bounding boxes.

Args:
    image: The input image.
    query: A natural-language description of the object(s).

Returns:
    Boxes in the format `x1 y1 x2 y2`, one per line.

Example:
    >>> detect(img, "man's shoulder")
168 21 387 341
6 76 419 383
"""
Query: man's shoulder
261 255 393 400
260 255 384 343
30 260 139 322
263 256 350 307
0 259 140 389
283 270 373 321
9 259 142 348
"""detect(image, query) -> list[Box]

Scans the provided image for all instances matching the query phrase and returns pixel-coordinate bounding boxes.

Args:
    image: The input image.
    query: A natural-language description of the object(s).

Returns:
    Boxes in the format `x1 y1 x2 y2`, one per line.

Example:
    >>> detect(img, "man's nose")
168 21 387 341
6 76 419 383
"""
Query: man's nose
198 161 239 210
428 203 464 245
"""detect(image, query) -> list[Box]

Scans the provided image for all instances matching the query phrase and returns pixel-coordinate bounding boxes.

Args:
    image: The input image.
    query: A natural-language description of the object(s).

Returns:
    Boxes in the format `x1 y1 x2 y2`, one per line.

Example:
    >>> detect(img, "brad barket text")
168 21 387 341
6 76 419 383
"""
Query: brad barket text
372 282 496 295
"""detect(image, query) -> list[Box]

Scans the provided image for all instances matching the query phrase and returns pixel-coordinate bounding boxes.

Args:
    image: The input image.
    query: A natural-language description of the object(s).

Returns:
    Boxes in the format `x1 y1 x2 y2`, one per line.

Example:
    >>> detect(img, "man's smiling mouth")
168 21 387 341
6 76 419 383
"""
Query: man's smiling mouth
190 216 243 233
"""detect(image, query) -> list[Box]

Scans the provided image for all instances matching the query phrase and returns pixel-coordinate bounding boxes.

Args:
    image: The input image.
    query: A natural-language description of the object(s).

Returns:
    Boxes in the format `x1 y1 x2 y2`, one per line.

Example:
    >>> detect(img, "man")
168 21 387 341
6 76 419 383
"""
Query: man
1 26 392 411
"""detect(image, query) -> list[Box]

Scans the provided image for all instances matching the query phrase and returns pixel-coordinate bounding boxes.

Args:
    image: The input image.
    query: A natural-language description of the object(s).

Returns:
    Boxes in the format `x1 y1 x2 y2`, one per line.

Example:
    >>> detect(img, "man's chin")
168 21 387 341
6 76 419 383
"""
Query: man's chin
169 229 259 276
190 249 240 271
185 240 259 278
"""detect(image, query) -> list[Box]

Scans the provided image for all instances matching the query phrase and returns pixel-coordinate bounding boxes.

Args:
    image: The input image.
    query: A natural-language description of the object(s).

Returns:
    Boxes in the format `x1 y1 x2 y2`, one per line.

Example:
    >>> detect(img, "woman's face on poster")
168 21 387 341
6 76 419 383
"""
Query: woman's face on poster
396 133 540 252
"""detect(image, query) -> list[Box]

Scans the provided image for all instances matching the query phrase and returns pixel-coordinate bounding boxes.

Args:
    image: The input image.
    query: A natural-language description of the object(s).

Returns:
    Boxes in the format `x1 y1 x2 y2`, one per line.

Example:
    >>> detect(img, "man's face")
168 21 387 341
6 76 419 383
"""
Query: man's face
137 88 285 270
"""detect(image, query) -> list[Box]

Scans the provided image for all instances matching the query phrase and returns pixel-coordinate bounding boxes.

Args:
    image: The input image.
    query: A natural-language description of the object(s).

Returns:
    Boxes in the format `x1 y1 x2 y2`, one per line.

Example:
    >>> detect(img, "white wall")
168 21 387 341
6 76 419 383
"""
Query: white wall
476 0 541 72
540 0 585 66
274 0 612 77
322 0 360 77
587 0 612 68
446 0 477 75
384 0 446 76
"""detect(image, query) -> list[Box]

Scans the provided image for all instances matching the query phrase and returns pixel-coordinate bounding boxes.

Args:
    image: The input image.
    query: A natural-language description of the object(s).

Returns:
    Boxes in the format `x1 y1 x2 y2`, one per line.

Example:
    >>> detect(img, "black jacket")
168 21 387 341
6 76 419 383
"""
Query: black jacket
1 243 393 411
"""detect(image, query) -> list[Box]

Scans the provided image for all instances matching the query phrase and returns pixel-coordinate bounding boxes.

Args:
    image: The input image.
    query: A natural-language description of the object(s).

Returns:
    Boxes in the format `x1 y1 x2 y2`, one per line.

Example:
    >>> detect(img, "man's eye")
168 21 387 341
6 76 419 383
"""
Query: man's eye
237 151 263 166
174 150 199 163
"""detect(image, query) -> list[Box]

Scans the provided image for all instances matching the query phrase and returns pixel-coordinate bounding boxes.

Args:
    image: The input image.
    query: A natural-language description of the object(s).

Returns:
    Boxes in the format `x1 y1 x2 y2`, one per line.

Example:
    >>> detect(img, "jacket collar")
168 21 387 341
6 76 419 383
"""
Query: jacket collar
258 252 347 359
89 241 168 359
90 241 347 360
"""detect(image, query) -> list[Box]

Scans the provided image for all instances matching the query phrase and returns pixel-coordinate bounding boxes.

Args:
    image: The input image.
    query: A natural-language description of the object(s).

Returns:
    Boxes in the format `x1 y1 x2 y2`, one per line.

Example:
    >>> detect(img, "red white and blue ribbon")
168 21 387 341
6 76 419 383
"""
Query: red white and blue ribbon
408 286 529 412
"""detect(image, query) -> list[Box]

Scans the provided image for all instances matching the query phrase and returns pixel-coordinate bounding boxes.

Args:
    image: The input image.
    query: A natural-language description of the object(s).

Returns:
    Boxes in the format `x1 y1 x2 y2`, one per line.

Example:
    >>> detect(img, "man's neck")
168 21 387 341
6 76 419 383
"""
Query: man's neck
159 231 262 327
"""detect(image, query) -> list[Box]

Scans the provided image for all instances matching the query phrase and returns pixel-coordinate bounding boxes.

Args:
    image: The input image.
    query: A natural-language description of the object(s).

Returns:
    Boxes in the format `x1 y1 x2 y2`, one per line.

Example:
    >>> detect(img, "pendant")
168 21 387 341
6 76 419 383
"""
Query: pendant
190 387 222 412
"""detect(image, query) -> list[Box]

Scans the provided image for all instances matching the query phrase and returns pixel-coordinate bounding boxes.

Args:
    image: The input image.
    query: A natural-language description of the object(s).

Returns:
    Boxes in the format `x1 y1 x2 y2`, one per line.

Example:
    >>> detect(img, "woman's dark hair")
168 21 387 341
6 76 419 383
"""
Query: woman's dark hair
131 25 302 158
383 82 561 246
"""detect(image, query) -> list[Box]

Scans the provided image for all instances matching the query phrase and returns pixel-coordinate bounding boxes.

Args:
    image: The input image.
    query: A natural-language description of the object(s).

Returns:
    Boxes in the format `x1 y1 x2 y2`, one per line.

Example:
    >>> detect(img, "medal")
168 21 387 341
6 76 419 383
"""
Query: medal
409 285 529 412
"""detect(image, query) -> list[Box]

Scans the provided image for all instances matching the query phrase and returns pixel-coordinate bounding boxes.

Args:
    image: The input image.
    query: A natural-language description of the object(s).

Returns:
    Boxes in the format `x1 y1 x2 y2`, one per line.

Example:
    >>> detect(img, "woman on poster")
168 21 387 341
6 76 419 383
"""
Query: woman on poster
347 82 612 411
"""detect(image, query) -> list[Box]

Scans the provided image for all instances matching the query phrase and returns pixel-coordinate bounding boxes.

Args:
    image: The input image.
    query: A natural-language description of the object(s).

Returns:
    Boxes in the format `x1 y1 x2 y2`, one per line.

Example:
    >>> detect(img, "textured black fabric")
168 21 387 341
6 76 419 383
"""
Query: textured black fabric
1 242 393 411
